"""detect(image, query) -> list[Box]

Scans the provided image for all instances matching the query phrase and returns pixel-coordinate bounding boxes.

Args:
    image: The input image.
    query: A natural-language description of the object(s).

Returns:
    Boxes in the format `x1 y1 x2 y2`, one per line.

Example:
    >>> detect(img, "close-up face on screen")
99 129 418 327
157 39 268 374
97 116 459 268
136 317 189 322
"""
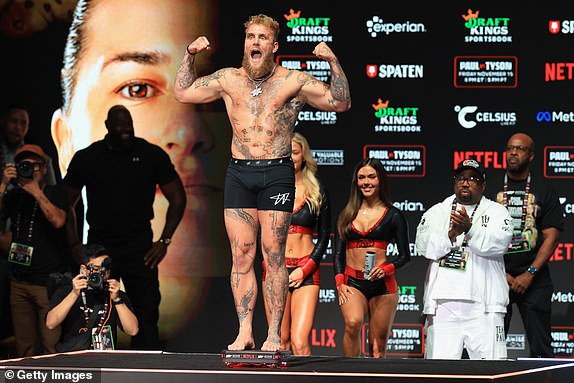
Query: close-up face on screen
50 0 231 337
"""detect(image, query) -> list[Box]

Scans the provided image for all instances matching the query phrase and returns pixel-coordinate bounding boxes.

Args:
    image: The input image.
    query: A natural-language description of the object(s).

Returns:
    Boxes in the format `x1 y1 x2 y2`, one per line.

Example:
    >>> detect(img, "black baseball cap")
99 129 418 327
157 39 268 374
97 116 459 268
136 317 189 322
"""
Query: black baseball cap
455 159 486 180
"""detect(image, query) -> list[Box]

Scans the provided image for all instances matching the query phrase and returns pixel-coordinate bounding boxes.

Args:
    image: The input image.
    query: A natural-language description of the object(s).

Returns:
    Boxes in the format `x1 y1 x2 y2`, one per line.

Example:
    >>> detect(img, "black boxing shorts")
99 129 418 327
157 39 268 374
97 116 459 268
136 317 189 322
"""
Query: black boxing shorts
224 157 295 212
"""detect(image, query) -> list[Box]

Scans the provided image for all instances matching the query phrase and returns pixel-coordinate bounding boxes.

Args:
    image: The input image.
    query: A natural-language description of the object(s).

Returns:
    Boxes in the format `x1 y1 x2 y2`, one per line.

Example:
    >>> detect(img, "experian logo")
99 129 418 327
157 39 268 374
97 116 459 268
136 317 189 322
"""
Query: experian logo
366 16 426 37
393 200 425 212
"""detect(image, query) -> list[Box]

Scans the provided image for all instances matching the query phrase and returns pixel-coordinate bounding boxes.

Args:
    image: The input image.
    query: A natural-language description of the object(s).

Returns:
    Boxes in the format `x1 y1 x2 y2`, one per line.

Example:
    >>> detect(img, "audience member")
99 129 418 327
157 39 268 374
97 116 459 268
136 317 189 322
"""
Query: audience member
1 104 57 186
0 144 69 356
46 243 138 352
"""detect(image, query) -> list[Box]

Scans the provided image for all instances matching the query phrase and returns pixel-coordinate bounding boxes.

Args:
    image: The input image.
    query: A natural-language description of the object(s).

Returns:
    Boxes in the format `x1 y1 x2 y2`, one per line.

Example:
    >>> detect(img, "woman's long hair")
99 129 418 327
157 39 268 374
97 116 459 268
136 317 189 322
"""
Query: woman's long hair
337 158 391 240
292 132 322 213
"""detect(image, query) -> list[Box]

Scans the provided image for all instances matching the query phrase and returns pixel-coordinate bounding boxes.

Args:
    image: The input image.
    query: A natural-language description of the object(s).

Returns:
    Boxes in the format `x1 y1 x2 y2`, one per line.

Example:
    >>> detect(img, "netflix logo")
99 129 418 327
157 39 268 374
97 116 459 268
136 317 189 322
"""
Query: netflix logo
311 328 337 348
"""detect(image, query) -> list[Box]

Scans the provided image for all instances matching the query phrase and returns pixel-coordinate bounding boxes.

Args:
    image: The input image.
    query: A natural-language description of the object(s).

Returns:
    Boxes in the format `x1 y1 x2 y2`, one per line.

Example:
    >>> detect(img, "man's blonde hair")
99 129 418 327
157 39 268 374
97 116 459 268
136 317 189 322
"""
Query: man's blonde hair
244 14 280 41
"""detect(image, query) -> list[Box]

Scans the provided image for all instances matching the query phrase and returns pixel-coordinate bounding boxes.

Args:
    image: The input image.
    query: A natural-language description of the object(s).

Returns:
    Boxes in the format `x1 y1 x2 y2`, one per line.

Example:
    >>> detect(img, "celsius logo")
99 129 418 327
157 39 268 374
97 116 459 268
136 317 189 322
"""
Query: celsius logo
545 63 574 82
319 289 336 303
559 197 574 215
283 9 332 43
366 16 426 38
549 20 574 34
298 111 337 125
461 9 512 43
366 64 423 79
454 105 517 129
536 111 574 123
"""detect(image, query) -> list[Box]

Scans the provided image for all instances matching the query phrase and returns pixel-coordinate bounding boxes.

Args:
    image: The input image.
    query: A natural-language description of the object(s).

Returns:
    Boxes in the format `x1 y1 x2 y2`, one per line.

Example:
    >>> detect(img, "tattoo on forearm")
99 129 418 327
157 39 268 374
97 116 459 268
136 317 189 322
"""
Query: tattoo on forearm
176 54 196 89
329 65 351 102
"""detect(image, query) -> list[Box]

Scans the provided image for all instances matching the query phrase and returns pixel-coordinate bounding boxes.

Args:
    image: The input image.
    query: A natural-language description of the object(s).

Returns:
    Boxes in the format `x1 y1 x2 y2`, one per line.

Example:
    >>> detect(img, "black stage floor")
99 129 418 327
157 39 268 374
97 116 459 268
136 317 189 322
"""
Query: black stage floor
1 351 573 383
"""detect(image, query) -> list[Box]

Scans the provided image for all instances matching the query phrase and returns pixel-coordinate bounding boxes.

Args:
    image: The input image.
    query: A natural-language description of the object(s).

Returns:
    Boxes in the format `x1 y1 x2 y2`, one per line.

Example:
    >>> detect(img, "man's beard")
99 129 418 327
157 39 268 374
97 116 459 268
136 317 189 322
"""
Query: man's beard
456 189 476 205
507 160 528 175
457 193 472 204
242 52 275 79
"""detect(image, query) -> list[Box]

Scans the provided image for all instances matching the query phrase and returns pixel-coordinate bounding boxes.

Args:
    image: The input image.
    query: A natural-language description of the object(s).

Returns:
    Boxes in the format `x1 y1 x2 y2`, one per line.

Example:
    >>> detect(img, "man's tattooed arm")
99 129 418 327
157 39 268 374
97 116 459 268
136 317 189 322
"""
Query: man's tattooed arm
175 52 196 89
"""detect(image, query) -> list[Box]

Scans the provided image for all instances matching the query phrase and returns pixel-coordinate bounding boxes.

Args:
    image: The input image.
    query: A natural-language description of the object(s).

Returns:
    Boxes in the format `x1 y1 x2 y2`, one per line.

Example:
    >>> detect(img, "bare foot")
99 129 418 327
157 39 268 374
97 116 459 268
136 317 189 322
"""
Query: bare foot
228 335 255 351
261 338 281 352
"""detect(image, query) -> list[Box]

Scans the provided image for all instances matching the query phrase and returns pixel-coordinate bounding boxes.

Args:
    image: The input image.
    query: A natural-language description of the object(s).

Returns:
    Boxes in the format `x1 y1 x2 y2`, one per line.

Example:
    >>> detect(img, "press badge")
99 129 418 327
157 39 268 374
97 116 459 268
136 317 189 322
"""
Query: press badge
8 242 33 266
439 248 468 271
92 325 114 350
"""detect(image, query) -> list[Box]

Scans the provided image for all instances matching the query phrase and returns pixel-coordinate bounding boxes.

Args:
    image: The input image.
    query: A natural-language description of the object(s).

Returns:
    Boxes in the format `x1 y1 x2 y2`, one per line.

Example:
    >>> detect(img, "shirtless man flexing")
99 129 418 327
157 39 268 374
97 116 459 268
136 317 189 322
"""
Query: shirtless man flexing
174 14 351 352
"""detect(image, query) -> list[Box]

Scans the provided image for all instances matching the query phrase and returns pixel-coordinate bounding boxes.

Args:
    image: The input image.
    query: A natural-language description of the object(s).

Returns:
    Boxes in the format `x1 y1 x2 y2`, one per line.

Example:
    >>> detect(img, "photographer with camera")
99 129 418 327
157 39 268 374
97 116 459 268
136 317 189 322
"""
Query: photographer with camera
46 244 138 352
0 144 70 356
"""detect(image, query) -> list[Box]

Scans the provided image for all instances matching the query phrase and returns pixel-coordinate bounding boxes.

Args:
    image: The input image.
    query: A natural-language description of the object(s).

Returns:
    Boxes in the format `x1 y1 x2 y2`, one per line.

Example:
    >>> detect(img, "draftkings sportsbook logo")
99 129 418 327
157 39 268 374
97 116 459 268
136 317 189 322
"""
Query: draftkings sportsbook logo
372 99 422 133
284 9 333 43
462 9 512 43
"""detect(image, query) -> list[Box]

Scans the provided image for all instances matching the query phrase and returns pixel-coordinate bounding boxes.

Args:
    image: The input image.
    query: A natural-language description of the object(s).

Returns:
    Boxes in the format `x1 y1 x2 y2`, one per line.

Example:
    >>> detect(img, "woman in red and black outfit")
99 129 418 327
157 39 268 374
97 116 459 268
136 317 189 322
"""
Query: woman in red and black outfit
263 133 330 355
334 158 411 358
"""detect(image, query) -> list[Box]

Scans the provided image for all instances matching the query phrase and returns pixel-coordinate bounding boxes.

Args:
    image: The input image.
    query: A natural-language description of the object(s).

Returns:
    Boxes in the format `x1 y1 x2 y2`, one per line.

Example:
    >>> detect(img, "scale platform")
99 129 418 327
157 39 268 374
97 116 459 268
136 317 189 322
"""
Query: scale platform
221 349 293 368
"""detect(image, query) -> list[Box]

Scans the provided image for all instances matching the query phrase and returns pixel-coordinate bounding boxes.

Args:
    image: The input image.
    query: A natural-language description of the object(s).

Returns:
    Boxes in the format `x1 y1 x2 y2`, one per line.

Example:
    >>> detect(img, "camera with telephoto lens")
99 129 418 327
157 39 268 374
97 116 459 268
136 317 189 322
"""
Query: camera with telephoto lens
87 268 108 290
16 161 35 179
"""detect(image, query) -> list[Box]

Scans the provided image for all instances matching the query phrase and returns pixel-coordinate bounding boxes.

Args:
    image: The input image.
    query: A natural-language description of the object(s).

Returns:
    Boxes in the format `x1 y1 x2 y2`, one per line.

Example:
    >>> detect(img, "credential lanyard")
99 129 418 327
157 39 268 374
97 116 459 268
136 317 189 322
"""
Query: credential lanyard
502 173 531 231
